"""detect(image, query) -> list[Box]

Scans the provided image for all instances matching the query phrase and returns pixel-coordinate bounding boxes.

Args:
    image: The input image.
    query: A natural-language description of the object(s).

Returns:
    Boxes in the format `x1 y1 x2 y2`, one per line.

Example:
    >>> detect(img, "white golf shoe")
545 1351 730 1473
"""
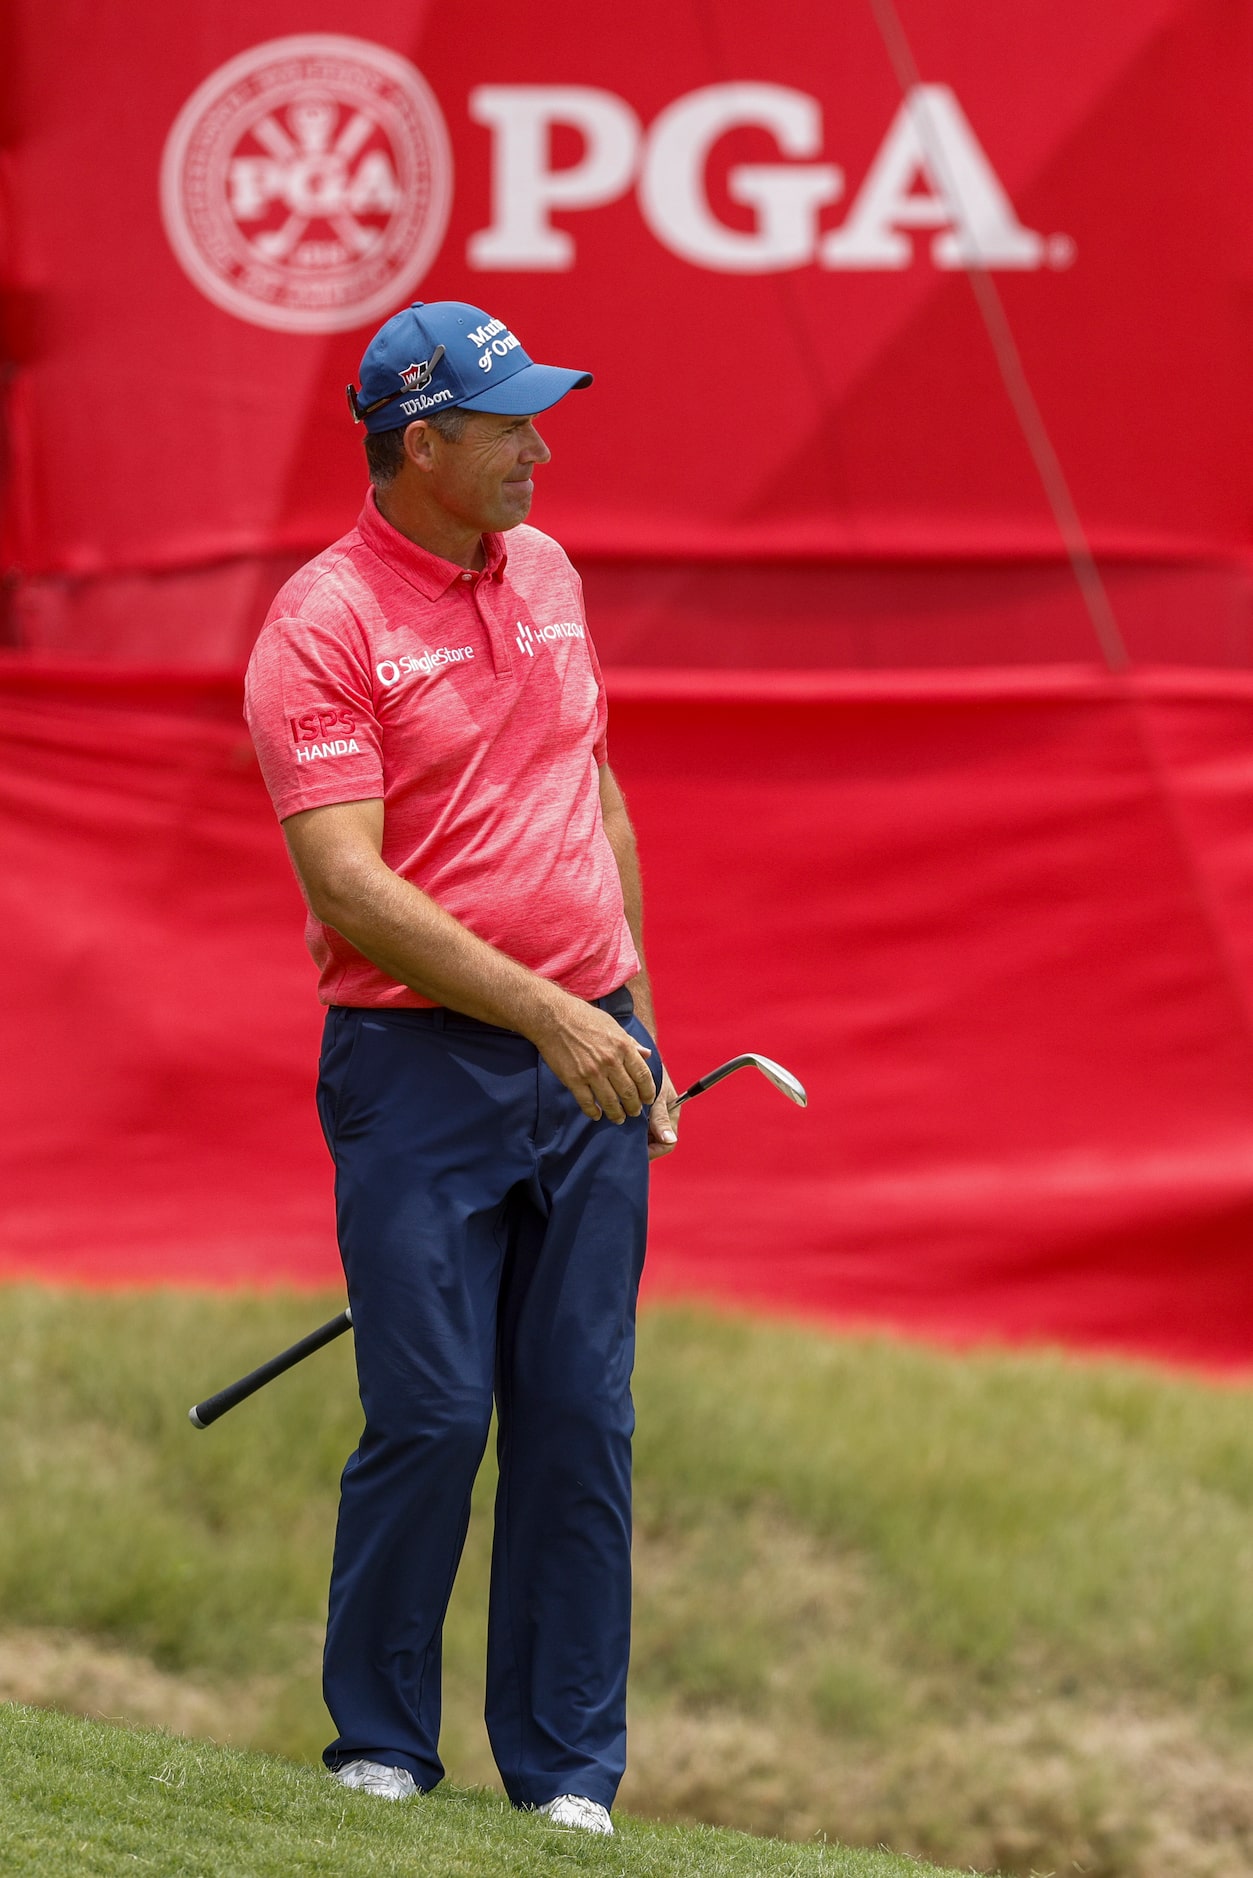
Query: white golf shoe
331 1759 419 1800
538 1794 614 1834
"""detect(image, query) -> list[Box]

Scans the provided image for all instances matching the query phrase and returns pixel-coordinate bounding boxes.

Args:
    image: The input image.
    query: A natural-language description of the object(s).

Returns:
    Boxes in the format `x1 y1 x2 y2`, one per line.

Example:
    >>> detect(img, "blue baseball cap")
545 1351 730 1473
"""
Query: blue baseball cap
347 301 592 433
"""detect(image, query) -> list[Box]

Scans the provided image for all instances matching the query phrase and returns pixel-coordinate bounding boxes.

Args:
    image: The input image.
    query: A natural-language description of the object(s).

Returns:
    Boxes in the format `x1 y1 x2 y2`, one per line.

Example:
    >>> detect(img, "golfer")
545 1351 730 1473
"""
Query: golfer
243 300 679 1836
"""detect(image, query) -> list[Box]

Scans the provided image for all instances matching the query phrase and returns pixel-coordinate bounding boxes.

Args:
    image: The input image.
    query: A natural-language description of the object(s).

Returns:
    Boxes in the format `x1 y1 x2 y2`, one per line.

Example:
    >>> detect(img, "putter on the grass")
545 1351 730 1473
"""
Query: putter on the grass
188 1051 806 1430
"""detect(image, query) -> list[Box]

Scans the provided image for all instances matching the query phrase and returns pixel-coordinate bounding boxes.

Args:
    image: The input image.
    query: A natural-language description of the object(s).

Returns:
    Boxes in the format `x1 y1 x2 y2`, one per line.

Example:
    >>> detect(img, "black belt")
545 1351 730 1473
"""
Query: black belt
330 985 634 1036
593 985 635 1020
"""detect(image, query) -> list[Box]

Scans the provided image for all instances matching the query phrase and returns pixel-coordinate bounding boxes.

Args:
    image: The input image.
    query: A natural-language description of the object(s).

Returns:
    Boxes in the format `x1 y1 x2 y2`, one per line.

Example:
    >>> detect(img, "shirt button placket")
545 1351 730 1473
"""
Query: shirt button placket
472 575 511 678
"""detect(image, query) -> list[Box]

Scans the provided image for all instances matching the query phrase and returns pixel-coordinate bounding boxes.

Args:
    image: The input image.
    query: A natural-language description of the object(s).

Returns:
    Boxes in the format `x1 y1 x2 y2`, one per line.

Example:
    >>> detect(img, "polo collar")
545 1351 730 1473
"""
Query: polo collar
359 489 508 596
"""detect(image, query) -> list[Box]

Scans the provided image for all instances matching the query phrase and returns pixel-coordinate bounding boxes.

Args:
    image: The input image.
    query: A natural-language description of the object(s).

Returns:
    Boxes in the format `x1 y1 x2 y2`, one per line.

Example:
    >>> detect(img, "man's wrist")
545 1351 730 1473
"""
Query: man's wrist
625 968 658 1044
514 976 574 1048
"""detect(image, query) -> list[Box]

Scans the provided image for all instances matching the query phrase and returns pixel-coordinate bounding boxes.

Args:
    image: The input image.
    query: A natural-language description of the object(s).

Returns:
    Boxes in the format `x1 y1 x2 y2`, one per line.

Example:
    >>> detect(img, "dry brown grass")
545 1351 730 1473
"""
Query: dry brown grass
628 1697 1253 1878
624 1515 1253 1878
0 1629 260 1743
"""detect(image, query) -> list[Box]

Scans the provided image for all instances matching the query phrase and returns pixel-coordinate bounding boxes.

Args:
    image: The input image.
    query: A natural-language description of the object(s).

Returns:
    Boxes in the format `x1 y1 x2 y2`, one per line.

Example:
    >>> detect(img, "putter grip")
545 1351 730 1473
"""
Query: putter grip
188 1309 353 1429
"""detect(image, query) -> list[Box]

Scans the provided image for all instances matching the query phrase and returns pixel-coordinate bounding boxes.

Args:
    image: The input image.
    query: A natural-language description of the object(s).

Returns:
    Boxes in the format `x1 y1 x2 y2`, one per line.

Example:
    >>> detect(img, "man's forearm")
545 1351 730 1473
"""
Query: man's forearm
612 822 658 1036
598 769 659 1039
598 770 678 1154
300 840 567 1040
283 791 657 1127
310 847 659 1128
625 963 658 1038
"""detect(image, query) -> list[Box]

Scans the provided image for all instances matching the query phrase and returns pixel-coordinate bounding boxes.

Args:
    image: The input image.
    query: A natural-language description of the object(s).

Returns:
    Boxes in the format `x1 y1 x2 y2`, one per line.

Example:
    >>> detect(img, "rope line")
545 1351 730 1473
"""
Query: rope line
865 0 1129 673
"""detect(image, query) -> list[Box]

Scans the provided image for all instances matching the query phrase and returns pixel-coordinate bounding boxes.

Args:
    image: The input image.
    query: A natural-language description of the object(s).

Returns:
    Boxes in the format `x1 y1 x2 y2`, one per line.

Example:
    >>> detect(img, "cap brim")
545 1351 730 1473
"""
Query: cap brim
455 362 592 416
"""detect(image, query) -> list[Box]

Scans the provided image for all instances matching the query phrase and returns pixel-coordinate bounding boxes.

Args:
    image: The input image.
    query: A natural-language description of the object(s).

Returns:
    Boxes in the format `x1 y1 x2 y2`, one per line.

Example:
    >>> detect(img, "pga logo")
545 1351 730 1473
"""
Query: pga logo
162 38 1068 333
160 34 452 334
469 81 1070 275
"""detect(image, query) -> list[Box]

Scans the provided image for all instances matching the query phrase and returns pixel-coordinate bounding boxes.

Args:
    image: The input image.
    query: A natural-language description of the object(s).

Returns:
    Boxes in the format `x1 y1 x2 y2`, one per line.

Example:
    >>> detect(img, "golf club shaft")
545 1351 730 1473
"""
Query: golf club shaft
188 1309 353 1429
188 1048 803 1428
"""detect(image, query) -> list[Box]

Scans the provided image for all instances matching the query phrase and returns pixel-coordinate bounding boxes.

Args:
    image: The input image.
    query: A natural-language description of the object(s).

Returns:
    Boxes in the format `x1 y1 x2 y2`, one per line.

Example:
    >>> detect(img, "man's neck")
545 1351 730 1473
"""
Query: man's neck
375 486 485 571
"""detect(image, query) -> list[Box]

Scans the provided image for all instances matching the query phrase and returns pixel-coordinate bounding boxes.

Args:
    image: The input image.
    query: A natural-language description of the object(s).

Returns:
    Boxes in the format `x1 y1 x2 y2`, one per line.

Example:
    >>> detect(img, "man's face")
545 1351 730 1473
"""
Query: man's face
422 411 552 535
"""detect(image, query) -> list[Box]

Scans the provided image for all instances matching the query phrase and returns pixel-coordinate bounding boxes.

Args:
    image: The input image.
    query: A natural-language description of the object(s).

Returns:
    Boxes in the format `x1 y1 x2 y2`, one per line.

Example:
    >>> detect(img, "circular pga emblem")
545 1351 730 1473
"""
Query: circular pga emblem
160 34 453 334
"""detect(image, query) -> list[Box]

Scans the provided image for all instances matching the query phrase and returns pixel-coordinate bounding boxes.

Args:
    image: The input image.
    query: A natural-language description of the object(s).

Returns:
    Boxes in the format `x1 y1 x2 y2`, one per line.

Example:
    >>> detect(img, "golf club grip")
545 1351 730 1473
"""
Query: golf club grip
188 1309 353 1429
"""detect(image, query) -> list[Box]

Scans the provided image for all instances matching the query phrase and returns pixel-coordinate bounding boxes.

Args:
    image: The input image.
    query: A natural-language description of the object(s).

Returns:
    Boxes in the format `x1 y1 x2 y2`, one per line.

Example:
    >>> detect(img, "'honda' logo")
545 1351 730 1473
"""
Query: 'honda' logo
516 619 586 659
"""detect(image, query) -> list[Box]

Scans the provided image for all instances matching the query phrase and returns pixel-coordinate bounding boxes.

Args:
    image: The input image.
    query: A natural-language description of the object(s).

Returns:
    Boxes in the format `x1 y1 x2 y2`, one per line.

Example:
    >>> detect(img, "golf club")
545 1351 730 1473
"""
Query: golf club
187 1308 355 1428
188 1051 806 1430
671 1052 807 1110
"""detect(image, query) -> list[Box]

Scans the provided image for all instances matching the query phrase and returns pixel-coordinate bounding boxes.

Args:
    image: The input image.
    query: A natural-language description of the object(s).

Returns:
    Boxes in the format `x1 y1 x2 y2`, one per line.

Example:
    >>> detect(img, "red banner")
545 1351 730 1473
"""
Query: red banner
5 0 1252 662
5 660 1253 1370
4 7 1253 1366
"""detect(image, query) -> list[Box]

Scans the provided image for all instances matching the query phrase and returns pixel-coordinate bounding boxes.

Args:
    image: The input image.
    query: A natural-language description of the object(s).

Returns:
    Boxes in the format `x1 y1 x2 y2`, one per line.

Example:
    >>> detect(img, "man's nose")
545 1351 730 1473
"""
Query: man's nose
521 424 551 465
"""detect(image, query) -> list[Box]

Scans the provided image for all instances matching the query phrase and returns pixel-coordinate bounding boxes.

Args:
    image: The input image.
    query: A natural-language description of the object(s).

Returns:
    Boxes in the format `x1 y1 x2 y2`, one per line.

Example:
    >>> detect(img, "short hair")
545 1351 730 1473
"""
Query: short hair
364 408 470 487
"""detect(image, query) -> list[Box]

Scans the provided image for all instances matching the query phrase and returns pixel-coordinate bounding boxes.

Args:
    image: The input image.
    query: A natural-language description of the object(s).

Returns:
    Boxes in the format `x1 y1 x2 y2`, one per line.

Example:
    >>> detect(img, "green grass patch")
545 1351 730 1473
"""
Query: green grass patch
0 1703 954 1876
635 1308 1253 1707
4 1288 1253 1874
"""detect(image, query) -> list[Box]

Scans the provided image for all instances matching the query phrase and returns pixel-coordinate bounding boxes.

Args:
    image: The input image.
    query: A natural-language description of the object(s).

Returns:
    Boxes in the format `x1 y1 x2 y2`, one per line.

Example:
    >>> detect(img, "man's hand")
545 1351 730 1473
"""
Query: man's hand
530 994 658 1123
281 797 675 1138
648 1070 681 1161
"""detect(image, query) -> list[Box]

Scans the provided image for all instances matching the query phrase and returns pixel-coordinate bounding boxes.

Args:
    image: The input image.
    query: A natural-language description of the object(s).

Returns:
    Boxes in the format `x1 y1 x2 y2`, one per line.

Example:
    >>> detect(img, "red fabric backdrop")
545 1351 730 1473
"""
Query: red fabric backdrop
4 4 1253 1364
6 658 1253 1370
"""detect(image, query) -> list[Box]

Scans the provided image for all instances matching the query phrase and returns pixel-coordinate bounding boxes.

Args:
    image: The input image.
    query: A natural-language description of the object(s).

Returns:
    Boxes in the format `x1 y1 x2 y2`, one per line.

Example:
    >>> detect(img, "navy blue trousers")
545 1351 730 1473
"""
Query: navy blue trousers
315 990 654 1809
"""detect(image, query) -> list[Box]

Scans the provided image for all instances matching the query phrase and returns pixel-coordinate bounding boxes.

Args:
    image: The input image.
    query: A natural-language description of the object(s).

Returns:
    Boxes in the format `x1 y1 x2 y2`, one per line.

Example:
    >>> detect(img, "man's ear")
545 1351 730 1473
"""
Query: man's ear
401 421 437 474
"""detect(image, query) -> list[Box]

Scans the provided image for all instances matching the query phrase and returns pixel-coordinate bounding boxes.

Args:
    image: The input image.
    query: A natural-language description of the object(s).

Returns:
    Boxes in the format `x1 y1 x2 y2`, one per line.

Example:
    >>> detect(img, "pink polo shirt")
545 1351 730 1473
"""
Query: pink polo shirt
244 492 639 1009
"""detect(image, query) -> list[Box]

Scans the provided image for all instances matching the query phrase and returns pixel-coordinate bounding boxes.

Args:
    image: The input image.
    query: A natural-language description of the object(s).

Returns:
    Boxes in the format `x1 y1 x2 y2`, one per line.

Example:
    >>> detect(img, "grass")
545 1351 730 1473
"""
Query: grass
635 1310 1253 1706
0 1703 957 1877
4 1289 1253 1872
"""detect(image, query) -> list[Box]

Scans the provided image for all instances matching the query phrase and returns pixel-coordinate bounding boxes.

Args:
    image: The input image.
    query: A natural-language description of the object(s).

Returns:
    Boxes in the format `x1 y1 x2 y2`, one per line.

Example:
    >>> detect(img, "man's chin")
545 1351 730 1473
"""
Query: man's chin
495 492 534 531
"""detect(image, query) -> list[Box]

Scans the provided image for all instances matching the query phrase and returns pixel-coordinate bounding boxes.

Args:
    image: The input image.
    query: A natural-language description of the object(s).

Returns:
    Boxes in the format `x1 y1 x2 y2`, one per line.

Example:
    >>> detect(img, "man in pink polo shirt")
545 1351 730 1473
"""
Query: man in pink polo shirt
244 300 678 1836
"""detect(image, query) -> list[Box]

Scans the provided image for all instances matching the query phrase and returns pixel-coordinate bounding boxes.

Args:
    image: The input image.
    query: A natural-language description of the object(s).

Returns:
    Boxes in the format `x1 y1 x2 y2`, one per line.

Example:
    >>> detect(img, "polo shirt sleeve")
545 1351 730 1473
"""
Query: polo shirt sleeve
244 609 385 821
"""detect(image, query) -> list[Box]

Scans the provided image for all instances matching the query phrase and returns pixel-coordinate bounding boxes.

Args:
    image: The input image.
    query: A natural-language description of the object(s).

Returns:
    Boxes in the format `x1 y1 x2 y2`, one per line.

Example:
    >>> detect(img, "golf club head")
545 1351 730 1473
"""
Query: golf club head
674 1053 808 1108
743 1053 808 1106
